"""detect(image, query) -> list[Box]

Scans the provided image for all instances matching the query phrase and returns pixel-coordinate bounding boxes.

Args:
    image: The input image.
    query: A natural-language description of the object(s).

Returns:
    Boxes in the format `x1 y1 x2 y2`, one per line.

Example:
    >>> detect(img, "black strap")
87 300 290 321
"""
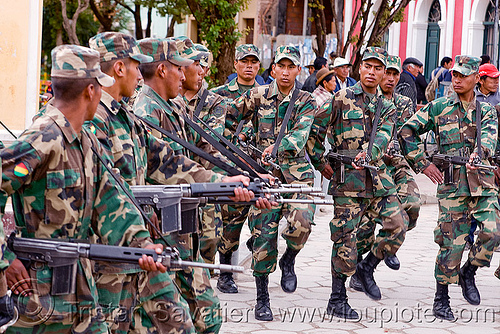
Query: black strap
83 130 173 248
183 114 262 178
271 89 300 159
367 97 383 161
194 89 209 118
192 114 270 175
234 120 246 138
136 115 241 176
476 100 482 159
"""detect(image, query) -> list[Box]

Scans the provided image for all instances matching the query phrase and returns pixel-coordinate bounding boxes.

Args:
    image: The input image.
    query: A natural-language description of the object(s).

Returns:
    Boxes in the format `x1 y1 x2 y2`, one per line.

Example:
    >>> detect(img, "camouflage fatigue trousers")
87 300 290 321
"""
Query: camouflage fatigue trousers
331 195 406 277
248 193 315 276
356 164 420 256
160 232 222 334
199 204 223 264
434 196 500 284
218 204 251 255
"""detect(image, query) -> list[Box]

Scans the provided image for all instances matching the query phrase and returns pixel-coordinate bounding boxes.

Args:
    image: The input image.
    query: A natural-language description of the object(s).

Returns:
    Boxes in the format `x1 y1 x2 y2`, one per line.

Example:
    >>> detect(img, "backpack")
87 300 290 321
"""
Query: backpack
425 67 446 102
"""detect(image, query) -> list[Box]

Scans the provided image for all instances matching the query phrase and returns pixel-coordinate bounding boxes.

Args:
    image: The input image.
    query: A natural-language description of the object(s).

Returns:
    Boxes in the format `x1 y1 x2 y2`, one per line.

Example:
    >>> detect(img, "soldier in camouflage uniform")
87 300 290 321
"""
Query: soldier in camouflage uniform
225 45 316 321
211 44 262 295
351 56 420 290
195 44 212 90
399 55 500 321
309 47 406 319
172 37 228 266
1 45 164 334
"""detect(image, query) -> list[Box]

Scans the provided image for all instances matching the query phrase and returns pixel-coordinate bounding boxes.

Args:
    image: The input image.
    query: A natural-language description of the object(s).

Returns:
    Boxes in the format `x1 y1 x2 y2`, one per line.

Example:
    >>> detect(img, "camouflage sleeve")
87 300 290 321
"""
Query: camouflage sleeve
278 95 316 158
225 91 255 136
202 96 227 137
369 100 396 161
86 116 115 163
396 98 415 131
476 102 497 158
306 98 332 171
135 100 169 141
398 102 435 172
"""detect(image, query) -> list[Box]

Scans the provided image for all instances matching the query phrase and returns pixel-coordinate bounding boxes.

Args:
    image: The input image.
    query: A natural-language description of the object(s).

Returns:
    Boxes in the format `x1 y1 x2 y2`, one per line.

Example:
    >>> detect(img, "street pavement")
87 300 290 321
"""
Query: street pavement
212 174 500 333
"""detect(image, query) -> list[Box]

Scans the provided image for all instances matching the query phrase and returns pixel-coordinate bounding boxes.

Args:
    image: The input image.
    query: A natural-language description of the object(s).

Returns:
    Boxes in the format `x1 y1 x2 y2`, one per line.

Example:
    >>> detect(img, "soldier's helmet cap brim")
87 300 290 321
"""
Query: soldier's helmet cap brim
451 55 481 76
89 32 153 64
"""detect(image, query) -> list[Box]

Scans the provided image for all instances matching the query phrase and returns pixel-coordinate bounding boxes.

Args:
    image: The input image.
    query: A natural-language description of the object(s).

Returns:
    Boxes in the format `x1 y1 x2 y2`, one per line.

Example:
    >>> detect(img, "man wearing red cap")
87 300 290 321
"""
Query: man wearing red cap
475 63 500 106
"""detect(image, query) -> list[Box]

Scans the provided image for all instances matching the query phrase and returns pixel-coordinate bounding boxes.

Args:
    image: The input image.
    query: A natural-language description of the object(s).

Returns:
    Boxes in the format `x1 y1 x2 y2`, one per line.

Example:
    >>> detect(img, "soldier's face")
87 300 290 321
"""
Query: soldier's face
122 59 142 98
234 56 260 82
359 59 385 89
479 76 499 95
452 71 479 95
182 61 203 91
380 68 400 94
162 61 185 99
273 59 301 91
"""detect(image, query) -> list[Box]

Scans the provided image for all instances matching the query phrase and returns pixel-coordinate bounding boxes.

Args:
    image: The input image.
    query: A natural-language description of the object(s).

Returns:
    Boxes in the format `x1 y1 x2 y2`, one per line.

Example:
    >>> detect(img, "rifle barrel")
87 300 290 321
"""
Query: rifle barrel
173 259 244 273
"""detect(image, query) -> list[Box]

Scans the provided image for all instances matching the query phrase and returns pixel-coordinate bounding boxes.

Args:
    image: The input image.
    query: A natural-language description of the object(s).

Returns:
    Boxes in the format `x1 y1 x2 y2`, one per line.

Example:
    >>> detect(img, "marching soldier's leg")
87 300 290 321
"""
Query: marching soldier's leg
358 195 406 300
350 216 376 291
199 204 223 266
217 204 251 294
432 197 469 321
327 196 367 319
249 205 282 321
279 193 315 293
394 166 421 231
460 196 500 305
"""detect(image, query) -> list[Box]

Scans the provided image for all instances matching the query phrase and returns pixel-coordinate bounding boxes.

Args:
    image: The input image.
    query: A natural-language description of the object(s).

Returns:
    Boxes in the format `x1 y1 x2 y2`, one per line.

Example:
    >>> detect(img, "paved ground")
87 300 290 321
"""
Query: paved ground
212 174 500 333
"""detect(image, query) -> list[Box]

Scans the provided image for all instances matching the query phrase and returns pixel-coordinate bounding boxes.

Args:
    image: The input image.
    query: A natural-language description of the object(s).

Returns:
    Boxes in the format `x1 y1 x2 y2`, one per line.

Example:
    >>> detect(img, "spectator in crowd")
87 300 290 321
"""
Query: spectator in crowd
333 57 356 92
312 67 336 107
303 57 327 92
262 58 275 84
475 63 500 106
429 57 453 99
305 60 315 75
480 54 491 65
416 69 428 104
395 57 423 105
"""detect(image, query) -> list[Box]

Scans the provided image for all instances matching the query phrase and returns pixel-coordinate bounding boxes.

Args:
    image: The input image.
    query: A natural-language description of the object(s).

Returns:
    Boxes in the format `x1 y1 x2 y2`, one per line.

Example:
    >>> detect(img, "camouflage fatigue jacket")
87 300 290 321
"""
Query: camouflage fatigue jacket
134 85 227 170
90 91 222 187
399 93 498 198
0 104 150 324
309 82 397 198
225 81 316 184
211 77 260 101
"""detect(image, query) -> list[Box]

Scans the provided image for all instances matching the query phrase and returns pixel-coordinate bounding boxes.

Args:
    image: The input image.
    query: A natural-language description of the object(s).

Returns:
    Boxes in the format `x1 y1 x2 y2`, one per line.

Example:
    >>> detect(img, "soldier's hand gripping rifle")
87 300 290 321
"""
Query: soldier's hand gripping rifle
432 153 498 184
326 151 380 183
386 139 404 158
238 138 281 170
7 235 244 296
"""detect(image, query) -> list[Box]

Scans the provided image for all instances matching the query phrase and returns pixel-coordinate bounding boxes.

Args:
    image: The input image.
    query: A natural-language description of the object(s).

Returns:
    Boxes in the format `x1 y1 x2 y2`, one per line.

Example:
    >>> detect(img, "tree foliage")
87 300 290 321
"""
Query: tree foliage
309 0 327 57
185 0 249 85
154 0 191 37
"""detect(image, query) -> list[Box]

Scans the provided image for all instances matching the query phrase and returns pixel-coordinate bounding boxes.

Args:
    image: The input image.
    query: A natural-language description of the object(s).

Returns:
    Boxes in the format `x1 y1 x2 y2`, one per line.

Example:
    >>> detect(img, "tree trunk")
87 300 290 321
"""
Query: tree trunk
311 0 327 57
330 0 342 55
134 4 143 39
166 17 176 37
60 0 90 45
145 5 153 38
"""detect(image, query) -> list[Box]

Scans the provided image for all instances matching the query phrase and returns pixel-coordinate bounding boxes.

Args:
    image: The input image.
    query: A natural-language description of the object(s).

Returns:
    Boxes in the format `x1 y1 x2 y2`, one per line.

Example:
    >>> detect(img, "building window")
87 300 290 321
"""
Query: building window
483 1 499 57
428 0 441 22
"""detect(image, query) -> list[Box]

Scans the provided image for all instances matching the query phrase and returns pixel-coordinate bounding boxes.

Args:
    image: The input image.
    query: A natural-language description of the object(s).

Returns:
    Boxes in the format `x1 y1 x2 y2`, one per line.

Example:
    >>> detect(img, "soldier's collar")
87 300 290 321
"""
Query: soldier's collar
45 104 80 144
350 81 365 95
142 84 175 114
269 80 296 100
228 77 239 91
100 90 122 115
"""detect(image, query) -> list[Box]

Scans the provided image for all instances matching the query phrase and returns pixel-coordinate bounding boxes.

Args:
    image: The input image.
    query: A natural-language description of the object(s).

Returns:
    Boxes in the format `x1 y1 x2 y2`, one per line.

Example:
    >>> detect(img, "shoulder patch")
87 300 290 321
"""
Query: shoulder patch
14 162 30 177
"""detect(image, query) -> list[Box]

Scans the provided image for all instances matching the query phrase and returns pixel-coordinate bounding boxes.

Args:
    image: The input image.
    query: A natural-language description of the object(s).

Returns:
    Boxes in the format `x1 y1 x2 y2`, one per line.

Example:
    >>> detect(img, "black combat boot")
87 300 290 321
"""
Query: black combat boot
433 282 455 321
384 253 400 270
216 252 238 293
459 259 480 305
327 275 359 319
278 247 300 293
356 252 382 300
255 275 273 321
349 254 363 291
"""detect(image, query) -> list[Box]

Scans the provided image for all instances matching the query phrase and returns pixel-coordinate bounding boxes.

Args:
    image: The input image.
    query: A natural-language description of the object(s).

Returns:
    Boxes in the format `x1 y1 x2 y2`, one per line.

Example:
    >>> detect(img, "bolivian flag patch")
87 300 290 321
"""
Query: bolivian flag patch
14 163 30 177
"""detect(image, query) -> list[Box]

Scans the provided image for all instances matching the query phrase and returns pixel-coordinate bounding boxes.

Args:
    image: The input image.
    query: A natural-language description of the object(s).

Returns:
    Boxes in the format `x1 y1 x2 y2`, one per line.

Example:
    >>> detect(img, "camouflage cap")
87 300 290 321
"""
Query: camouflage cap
89 32 152 64
362 46 388 66
275 45 300 66
137 38 192 66
173 36 207 62
51 45 114 87
235 44 261 62
386 55 402 73
451 55 481 76
195 44 211 67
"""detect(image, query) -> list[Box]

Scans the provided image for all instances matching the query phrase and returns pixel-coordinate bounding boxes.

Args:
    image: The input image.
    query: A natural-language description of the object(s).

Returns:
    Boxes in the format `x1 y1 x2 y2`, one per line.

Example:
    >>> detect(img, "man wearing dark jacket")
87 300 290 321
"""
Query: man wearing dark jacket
395 57 423 105
302 57 327 92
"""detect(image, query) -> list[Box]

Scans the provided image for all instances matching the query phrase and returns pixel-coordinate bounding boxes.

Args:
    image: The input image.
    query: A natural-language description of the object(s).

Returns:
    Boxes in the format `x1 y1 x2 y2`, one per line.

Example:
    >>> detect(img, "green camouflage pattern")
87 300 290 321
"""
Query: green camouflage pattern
362 46 388 66
211 77 260 101
1 104 152 332
399 93 498 198
194 44 211 67
174 36 207 61
386 55 401 72
434 196 500 284
309 82 398 198
137 38 192 66
235 44 260 61
132 85 223 334
51 45 115 87
330 195 406 276
451 55 481 76
89 32 152 63
275 45 300 66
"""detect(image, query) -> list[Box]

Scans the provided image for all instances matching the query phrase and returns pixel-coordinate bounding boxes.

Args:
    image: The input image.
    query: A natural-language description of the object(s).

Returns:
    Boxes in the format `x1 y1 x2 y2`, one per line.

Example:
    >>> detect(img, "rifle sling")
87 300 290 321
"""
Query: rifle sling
271 88 300 159
194 89 209 118
83 130 173 248
476 100 482 159
367 98 383 161
190 114 269 176
136 115 241 176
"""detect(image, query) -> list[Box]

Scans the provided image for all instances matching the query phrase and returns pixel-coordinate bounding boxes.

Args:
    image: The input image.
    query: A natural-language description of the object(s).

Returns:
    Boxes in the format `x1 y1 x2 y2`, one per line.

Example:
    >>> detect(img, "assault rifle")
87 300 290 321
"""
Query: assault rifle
238 139 281 170
327 151 380 183
431 153 497 184
132 180 332 233
387 139 404 158
7 235 244 296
